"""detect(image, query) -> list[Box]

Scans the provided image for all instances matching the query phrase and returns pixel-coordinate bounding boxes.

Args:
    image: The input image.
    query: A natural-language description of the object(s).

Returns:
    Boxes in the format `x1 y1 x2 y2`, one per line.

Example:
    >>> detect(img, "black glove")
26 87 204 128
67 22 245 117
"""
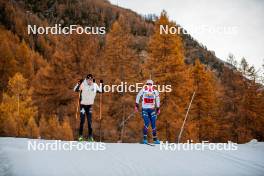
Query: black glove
135 103 139 112
156 107 160 115
99 80 104 93
78 79 84 84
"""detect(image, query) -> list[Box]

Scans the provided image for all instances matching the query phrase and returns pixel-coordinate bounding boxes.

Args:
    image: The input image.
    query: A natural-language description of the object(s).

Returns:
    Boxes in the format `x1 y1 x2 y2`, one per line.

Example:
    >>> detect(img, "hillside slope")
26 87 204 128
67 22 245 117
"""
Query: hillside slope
0 0 263 144
0 0 226 72
0 138 264 176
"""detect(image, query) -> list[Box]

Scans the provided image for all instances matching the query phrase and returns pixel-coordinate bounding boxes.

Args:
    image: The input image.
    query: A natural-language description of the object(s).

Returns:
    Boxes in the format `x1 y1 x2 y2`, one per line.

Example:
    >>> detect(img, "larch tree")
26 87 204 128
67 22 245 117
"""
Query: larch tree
39 117 49 139
59 117 74 141
146 10 193 142
32 35 79 122
0 28 17 92
32 33 101 141
103 16 140 142
0 28 43 93
0 73 38 137
16 40 34 79
27 116 40 138
221 57 264 143
235 58 264 142
219 66 242 142
47 116 61 140
189 59 219 142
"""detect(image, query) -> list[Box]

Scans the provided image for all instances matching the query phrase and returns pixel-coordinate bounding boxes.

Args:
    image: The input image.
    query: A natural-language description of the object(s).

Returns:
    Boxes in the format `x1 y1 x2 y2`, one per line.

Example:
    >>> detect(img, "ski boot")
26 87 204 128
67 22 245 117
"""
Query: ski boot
142 139 148 144
87 136 94 142
153 138 160 144
141 136 148 144
78 136 84 142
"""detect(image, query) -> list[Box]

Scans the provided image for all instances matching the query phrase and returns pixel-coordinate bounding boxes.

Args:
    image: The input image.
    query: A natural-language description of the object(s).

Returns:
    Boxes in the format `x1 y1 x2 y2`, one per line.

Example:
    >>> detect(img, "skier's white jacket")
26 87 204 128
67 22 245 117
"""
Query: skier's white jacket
136 86 160 109
74 79 102 105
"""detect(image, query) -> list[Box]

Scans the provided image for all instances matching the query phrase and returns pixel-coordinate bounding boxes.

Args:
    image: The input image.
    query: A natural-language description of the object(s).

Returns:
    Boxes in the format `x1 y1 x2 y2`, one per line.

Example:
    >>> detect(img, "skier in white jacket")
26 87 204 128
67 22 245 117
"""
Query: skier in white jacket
135 79 161 144
74 74 103 141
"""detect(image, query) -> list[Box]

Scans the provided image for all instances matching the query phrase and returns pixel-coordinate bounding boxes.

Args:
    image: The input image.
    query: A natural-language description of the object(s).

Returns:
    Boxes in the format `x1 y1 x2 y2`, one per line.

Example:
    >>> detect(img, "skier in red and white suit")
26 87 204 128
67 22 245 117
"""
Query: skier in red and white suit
135 79 160 144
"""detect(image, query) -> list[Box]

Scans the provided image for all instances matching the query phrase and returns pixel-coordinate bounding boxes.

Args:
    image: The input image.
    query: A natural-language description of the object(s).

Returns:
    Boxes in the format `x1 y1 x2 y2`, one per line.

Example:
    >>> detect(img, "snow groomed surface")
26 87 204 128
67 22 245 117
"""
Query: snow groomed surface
0 137 264 176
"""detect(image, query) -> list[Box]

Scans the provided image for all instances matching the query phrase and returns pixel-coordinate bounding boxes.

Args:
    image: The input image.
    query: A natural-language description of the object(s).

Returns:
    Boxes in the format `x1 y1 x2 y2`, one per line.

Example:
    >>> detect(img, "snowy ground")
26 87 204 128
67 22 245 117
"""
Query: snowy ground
0 138 264 176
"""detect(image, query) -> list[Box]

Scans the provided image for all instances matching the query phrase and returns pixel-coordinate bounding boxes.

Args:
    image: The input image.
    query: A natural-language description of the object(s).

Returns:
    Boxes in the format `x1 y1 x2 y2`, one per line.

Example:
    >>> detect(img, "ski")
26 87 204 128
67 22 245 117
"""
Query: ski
146 143 155 146
140 142 155 146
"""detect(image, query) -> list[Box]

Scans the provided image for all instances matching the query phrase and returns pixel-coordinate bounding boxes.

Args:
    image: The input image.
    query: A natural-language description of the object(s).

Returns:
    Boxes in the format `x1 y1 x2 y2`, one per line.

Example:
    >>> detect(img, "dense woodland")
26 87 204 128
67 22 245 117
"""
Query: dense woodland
0 0 263 143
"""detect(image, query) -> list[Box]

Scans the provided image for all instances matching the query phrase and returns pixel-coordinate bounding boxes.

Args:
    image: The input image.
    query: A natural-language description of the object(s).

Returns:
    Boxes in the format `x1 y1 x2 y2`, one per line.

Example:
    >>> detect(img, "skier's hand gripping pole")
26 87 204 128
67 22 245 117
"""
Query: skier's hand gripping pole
134 103 139 113
156 107 160 115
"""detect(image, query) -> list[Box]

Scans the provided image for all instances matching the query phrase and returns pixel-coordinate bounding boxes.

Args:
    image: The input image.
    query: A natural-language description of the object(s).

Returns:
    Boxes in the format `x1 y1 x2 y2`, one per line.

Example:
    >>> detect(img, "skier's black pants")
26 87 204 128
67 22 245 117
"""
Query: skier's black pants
79 105 93 137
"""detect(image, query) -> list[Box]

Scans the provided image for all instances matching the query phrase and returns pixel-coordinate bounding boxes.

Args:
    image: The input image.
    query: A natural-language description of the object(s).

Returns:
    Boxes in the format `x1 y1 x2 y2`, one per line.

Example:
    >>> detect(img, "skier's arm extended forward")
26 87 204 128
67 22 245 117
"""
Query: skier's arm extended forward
155 90 160 108
155 90 160 115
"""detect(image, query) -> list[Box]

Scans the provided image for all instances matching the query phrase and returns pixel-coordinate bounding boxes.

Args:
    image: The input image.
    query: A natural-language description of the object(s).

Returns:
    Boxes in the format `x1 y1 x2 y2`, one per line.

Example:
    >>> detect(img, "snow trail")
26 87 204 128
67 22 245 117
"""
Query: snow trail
0 138 264 176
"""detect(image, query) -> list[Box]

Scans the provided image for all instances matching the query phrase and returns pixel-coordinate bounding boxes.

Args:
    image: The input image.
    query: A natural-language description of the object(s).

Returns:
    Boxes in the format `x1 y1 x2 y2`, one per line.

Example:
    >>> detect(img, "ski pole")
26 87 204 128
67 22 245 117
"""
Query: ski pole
119 111 135 127
177 91 196 143
75 92 80 139
99 80 104 142
75 92 80 119
99 91 102 142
